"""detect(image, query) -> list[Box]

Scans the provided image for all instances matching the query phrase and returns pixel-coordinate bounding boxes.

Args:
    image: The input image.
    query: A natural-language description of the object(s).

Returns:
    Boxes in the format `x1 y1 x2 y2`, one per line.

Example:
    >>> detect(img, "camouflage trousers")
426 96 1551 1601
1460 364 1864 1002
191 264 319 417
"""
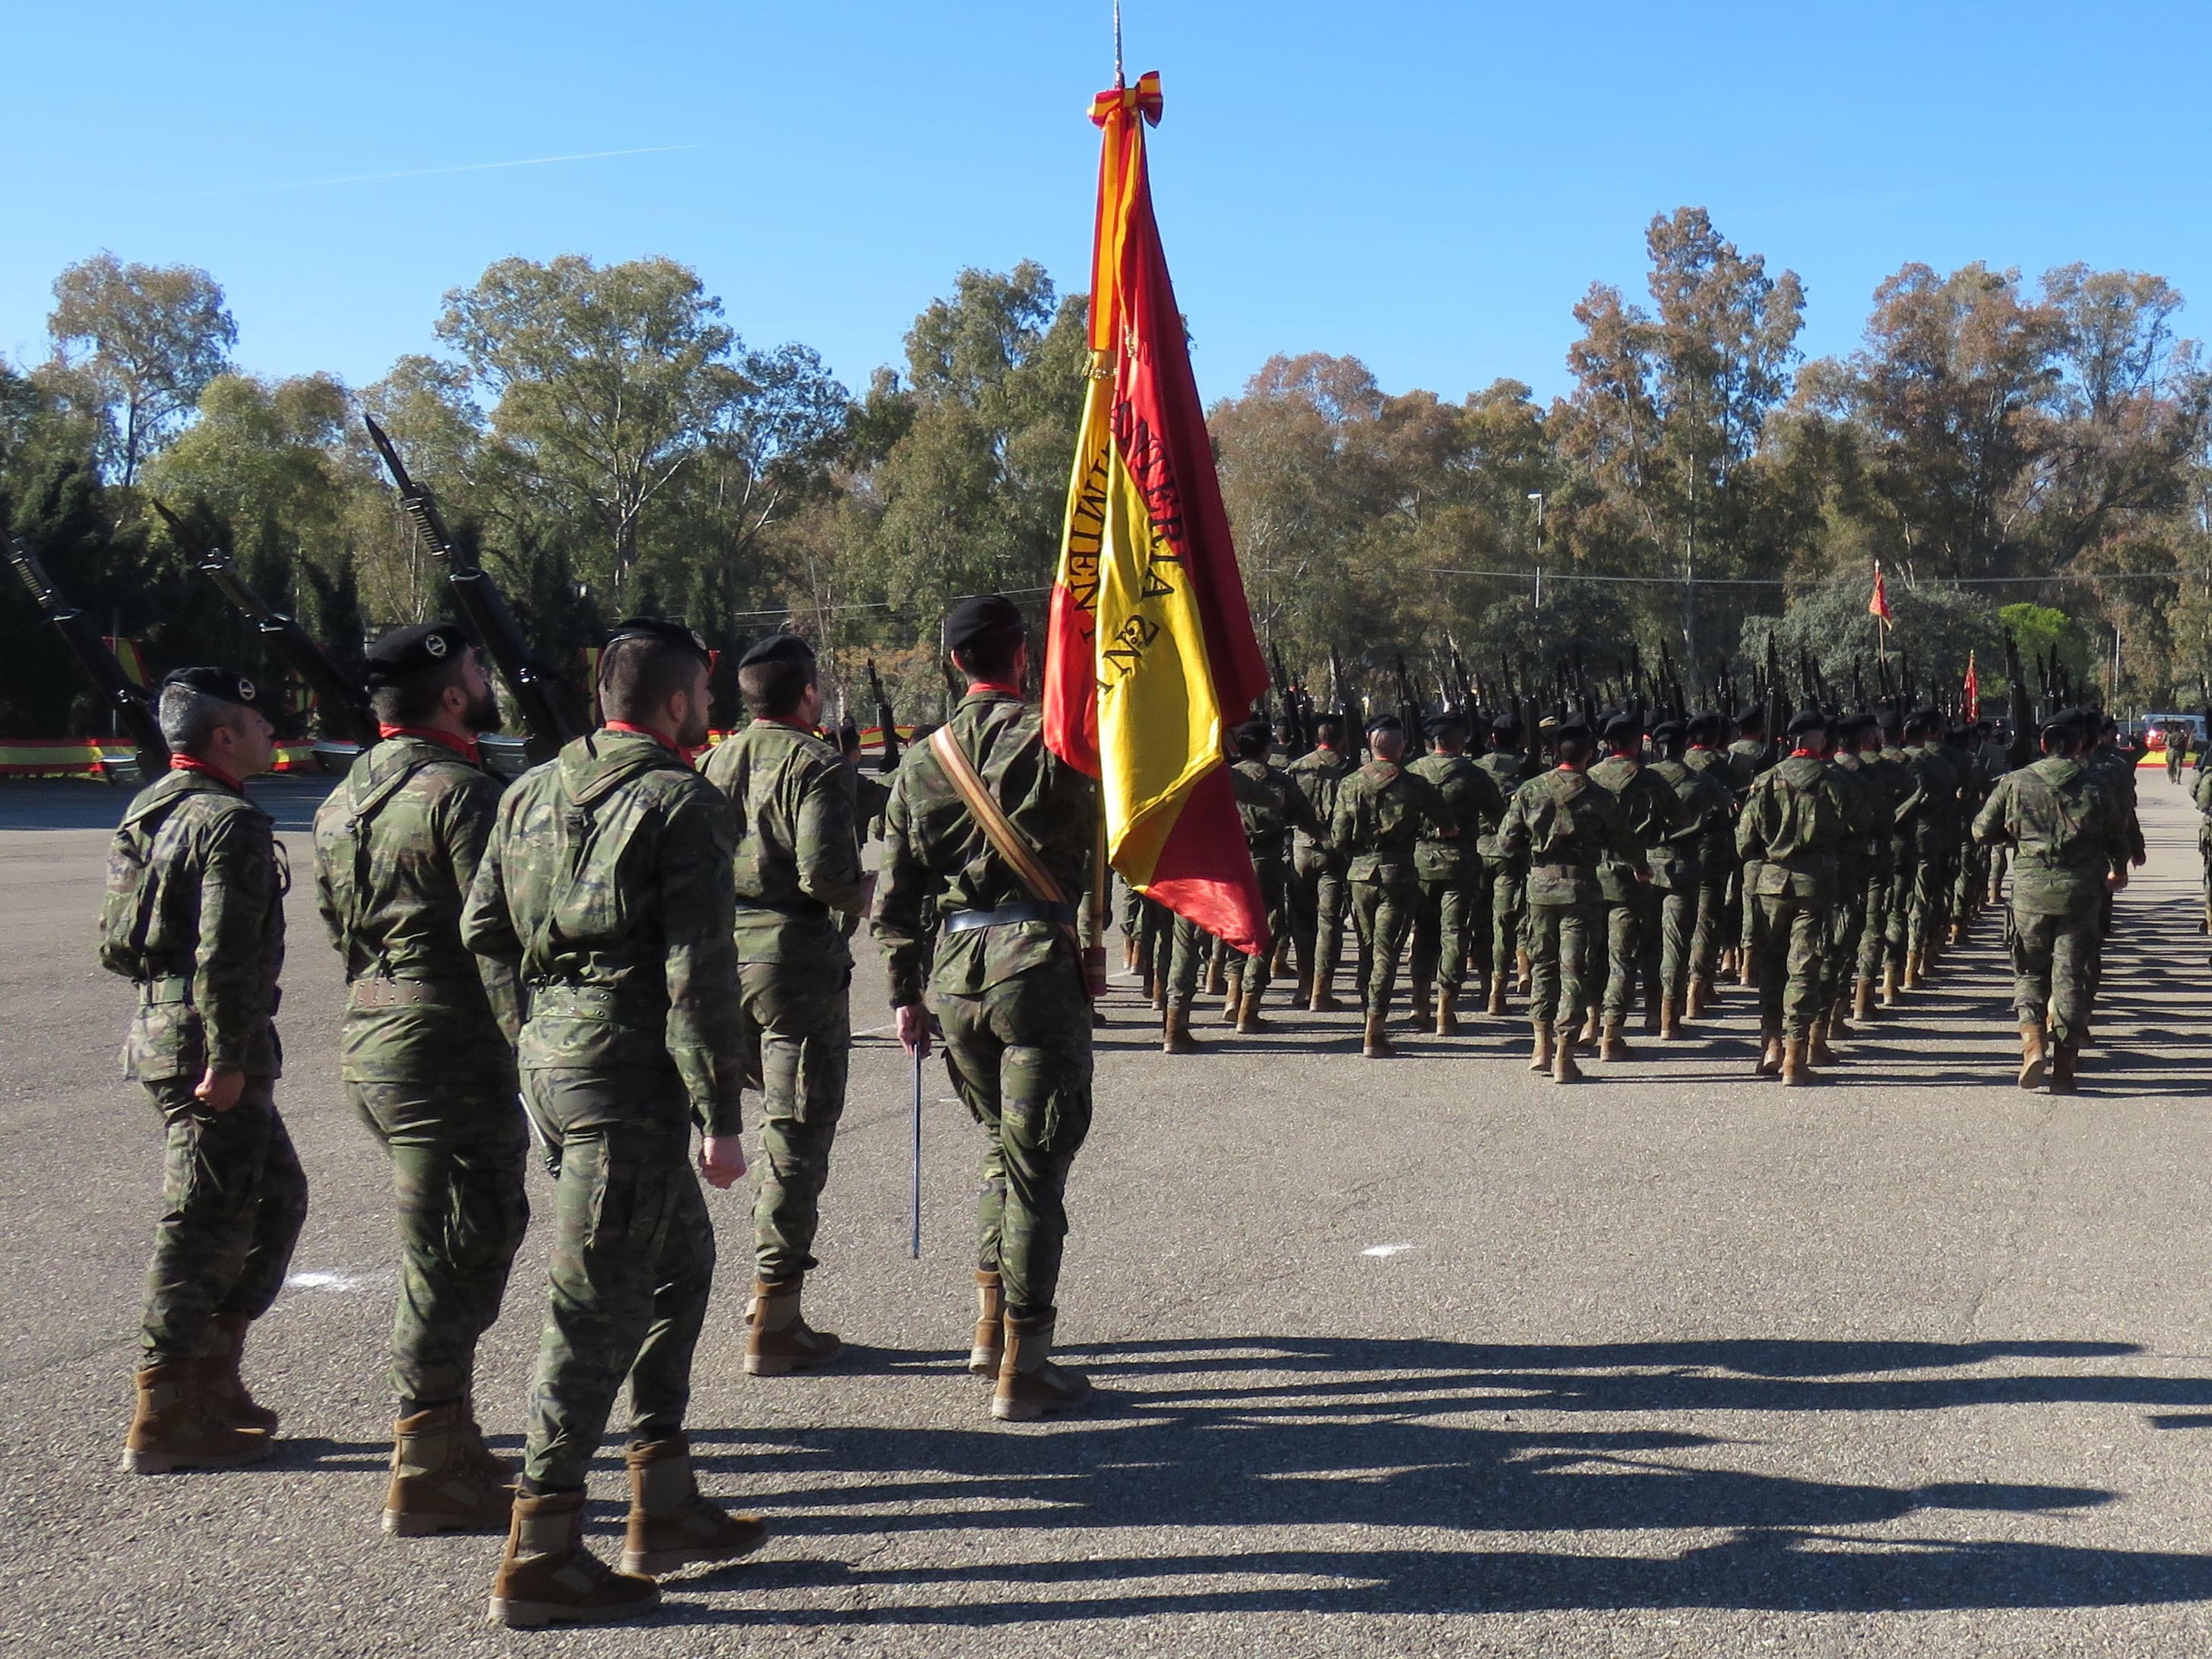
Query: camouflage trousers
1410 873 1476 1004
2010 901 2101 1048
1487 856 1527 982
1600 885 1660 1019
1738 860 1763 961
739 957 851 1283
521 1071 716 1491
1351 873 1418 1014
1856 868 1897 985
140 1077 309 1367
1290 843 1350 997
1821 878 1869 1009
349 1079 530 1410
1525 898 1600 1033
1656 882 1709 1007
1684 875 1730 992
934 964 1095 1320
1906 841 1954 954
1752 893 1831 1039
1163 913 1212 1011
1225 852 1289 1002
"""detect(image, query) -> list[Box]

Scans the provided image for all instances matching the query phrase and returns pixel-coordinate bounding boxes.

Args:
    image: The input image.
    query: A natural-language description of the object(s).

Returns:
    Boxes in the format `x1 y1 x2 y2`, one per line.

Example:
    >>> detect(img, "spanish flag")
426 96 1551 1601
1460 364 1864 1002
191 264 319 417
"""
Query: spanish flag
1043 72 1271 956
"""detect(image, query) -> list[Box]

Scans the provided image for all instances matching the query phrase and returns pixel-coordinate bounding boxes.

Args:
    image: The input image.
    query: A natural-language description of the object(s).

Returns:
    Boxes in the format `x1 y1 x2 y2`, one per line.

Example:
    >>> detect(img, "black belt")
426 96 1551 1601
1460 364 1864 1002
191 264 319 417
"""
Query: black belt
944 901 1078 935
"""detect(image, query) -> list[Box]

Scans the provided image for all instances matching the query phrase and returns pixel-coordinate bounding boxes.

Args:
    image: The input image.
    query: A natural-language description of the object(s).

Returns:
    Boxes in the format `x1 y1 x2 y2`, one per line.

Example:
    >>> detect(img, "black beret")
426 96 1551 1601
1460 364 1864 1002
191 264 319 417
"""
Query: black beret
1837 712 1869 739
1489 717 1521 742
1603 711 1640 741
1786 708 1831 738
945 593 1025 652
1687 711 1726 737
1652 718 1686 742
608 616 712 666
363 622 471 689
1552 718 1590 743
1736 704 1766 726
162 665 260 708
1425 710 1469 737
738 632 815 670
1365 713 1403 735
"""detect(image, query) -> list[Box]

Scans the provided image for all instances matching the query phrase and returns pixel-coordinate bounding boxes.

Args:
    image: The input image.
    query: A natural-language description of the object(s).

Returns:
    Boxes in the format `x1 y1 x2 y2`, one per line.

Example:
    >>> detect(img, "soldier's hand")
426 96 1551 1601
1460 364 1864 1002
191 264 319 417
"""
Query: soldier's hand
895 1002 932 1059
698 1134 748 1189
194 1068 245 1113
2107 869 2129 892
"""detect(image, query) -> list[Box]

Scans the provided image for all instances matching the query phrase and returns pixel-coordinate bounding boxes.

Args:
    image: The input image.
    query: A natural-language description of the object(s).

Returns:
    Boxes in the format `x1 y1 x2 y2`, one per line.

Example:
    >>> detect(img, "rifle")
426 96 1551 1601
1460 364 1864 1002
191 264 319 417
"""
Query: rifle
1394 653 1423 746
362 416 581 761
1270 642 1307 754
150 499 379 748
7 535 169 777
865 657 902 773
2002 629 2033 769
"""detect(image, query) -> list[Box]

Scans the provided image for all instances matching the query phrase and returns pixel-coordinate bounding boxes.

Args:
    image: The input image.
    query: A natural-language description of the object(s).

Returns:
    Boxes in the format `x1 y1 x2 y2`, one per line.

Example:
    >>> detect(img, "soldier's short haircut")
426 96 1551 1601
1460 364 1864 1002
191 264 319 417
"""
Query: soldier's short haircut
157 684 245 753
739 656 814 719
1313 714 1345 742
1554 730 1594 765
600 633 705 723
369 657 470 727
951 632 1022 684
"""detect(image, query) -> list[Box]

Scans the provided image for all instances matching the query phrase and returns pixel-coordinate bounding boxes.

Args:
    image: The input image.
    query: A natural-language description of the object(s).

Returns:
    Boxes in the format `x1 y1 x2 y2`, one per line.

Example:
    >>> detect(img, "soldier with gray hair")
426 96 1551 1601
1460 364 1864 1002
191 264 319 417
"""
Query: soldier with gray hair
99 666 305 1475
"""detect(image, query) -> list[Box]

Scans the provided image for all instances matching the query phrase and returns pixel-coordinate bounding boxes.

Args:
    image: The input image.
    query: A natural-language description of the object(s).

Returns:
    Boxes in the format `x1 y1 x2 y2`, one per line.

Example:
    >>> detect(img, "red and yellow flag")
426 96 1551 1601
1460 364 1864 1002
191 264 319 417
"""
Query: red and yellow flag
1963 651 1979 721
1043 71 1271 955
1869 561 1893 626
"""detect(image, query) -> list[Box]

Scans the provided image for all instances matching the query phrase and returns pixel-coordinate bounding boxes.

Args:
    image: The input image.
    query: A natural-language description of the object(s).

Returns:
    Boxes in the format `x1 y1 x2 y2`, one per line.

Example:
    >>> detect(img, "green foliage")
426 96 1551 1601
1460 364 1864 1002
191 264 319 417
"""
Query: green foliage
46 253 236 486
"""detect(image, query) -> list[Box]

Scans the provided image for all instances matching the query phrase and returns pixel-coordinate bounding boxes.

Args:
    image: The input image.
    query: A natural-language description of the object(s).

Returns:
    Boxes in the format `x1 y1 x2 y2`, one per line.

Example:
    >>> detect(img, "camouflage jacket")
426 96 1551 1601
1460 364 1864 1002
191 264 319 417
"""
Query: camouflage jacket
1736 755 1853 902
1231 755 1321 858
1822 753 1885 885
2197 768 2212 845
100 767 286 1081
1407 753 1506 881
701 718 867 967
1895 742 1960 850
1331 759 1451 884
1285 747 1356 851
1647 757 1736 886
2085 742 2147 864
1832 749 1901 879
1722 737 1771 805
1973 755 2128 914
311 736 518 1085
1497 766 1636 905
1472 750 1536 861
461 730 745 1136
1587 754 1691 899
874 689 1095 1007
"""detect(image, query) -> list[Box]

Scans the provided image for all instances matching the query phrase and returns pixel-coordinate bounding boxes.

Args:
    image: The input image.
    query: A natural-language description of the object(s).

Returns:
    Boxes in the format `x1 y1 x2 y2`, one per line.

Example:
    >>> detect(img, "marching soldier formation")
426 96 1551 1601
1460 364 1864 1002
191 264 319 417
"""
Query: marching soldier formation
94 595 2158 1628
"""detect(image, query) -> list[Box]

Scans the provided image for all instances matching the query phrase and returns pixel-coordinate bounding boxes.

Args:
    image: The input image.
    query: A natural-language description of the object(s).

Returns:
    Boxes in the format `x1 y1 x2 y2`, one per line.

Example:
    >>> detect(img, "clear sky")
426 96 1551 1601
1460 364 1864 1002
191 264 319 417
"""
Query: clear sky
5 1 2208 410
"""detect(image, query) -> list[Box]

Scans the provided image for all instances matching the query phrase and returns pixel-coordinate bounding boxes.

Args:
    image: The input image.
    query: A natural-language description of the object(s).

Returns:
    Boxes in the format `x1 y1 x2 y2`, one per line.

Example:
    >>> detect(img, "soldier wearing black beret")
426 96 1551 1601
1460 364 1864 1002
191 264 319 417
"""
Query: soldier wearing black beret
1406 708 1505 1034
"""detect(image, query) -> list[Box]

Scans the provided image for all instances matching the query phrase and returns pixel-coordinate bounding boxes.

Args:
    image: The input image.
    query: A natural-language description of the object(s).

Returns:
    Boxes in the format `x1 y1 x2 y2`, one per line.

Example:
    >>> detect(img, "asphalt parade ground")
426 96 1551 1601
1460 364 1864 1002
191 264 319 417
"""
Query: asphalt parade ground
2 772 2210 1657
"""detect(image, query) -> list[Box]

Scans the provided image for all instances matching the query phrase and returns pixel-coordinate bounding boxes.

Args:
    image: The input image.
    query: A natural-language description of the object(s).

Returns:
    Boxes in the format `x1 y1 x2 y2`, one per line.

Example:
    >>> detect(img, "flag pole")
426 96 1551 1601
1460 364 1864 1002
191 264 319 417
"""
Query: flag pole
1113 0 1124 87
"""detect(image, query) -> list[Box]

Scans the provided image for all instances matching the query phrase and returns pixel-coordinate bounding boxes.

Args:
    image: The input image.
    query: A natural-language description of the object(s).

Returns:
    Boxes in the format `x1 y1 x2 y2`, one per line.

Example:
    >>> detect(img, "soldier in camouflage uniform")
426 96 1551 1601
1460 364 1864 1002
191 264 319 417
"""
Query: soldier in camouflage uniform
1287 717 1356 1011
310 625 526 1536
1973 711 2131 1094
1725 708 1773 986
1407 711 1505 1035
1331 714 1454 1059
464 620 765 1629
701 634 870 1378
1223 718 1321 1032
1497 720 1634 1084
1842 713 1906 1025
101 667 305 1476
1474 716 1536 1015
1647 718 1734 1038
1815 714 1882 1065
875 595 1097 1423
1737 710 1854 1085
1678 713 1736 1017
1587 710 1688 1058
2196 762 2212 936
1894 711 1960 988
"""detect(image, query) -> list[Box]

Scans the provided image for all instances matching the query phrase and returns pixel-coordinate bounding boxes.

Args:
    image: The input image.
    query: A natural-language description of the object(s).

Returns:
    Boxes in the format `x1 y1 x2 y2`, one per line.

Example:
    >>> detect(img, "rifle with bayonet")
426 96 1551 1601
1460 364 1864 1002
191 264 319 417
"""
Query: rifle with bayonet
150 499 379 748
362 416 582 761
865 657 902 773
7 534 169 777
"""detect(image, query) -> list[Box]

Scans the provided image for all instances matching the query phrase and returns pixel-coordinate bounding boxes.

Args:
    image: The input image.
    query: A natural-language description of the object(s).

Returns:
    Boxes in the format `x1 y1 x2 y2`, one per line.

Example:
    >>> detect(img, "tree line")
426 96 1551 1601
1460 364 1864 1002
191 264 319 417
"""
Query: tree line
5 208 2210 742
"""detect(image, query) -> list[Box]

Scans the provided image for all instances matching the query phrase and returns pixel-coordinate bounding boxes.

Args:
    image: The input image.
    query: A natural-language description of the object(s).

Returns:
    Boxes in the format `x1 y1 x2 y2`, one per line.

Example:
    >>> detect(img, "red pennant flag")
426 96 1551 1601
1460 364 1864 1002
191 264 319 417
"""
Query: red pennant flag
1963 651 1979 721
1869 561 1893 626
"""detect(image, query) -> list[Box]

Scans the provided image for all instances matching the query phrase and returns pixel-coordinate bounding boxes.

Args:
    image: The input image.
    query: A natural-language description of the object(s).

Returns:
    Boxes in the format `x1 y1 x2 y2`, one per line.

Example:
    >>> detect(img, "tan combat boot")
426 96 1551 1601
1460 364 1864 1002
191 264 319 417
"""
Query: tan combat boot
1853 978 1875 1023
1528 1021 1554 1072
969 1271 1005 1378
1514 949 1532 993
992 1312 1092 1421
1121 937 1138 974
1829 996 1853 1038
1220 978 1240 1022
1291 973 1312 1008
1599 1016 1634 1062
1407 989 1434 1030
1903 949 1924 990
2049 1040 2079 1095
1161 1005 1202 1055
122 1361 271 1474
1685 976 1710 1020
1552 1026 1584 1084
384 1402 514 1537
1236 990 1271 1034
1880 960 1902 1007
199 1311 280 1433
1738 955 1755 989
1780 1036 1812 1087
1205 955 1228 999
619 1436 769 1578
1808 1016 1840 1069
1308 977 1340 1014
2017 1024 2047 1091
1660 995 1682 1040
1362 1008 1394 1059
1576 1006 1600 1045
743 1276 842 1376
489 1489 659 1628
1755 1021 1783 1078
1435 987 1459 1037
1486 970 1510 1016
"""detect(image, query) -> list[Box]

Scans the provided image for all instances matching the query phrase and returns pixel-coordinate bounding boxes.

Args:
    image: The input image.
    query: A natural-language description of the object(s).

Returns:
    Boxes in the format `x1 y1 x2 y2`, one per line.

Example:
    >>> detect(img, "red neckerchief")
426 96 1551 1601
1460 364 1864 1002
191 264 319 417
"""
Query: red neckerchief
604 720 681 755
964 681 1022 699
378 723 481 764
1790 746 1825 758
170 754 245 790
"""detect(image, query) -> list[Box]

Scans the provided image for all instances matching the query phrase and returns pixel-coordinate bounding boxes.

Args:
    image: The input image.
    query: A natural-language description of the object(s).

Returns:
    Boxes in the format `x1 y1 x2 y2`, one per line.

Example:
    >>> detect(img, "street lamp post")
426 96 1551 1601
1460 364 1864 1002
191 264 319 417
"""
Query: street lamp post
1528 492 1546 613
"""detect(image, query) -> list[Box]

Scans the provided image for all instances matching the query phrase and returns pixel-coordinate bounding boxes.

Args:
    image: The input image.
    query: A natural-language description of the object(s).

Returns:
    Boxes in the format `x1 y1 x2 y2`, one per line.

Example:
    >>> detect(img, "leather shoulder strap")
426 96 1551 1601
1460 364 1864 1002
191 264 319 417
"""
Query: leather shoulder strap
929 723 1068 908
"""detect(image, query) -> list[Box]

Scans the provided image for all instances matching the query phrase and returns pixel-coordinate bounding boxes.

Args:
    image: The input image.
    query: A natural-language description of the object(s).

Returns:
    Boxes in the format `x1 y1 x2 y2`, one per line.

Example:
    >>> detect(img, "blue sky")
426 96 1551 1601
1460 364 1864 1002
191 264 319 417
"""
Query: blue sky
5 1 2207 409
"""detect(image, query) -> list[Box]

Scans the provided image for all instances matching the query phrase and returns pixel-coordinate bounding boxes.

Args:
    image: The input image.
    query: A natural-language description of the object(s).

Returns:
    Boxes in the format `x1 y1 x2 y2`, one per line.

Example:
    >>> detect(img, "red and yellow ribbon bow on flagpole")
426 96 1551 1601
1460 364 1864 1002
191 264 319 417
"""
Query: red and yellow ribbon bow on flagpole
1043 71 1272 958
